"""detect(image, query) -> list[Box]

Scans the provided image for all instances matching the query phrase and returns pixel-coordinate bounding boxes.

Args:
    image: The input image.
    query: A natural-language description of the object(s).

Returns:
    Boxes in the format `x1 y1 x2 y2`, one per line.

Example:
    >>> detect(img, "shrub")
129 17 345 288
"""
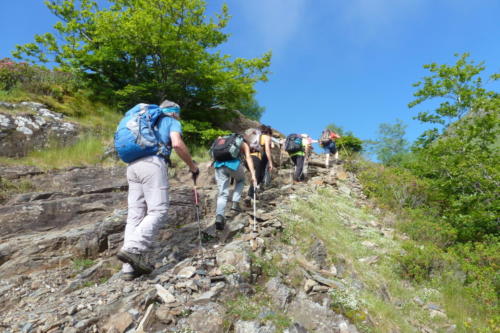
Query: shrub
0 58 79 99
398 214 457 248
181 119 230 148
337 135 363 153
398 242 450 283
358 162 433 211
451 237 499 308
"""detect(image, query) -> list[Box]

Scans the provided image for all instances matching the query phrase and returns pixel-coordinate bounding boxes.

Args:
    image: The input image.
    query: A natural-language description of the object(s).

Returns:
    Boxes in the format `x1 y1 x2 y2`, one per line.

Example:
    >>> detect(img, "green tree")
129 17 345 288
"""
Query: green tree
337 135 363 153
409 53 493 147
372 119 409 166
326 123 353 136
13 0 271 120
323 123 361 153
408 54 500 242
238 94 265 120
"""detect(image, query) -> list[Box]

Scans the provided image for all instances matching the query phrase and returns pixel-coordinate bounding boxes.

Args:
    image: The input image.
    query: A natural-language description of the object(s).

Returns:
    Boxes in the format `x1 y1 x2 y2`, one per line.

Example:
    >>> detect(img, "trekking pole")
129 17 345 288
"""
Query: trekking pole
253 185 257 233
193 182 203 257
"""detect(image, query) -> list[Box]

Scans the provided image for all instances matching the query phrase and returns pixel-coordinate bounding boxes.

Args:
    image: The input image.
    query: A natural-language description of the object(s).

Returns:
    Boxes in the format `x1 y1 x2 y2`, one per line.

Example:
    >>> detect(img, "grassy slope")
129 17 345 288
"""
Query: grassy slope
280 181 495 332
0 89 211 169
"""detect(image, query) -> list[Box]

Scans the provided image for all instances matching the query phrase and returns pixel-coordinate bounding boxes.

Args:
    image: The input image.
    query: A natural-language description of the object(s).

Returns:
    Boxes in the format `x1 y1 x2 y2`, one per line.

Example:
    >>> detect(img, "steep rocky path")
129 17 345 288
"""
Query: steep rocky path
0 153 456 333
0 153 360 332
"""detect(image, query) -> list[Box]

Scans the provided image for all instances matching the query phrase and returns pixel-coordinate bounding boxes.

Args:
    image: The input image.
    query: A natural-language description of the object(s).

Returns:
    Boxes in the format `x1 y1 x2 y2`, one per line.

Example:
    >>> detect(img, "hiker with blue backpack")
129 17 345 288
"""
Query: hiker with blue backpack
114 100 199 280
210 133 257 230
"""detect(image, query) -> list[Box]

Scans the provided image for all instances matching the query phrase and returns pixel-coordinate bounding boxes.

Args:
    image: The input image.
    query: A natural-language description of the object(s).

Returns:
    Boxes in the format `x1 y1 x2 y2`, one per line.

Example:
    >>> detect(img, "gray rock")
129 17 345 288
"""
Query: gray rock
307 238 328 269
288 292 356 333
0 102 79 158
216 240 252 276
193 282 225 304
235 320 277 333
176 302 226 333
265 277 294 309
284 323 309 333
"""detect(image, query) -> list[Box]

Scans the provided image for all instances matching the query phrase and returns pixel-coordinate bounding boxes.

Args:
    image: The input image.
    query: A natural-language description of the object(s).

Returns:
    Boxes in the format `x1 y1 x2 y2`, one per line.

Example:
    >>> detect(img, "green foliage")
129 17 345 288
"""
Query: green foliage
405 54 500 243
370 119 409 166
398 242 450 283
72 258 95 271
358 161 432 211
181 119 229 148
450 237 500 308
0 177 35 204
398 214 457 248
250 253 280 278
14 0 271 118
238 93 266 120
406 115 499 242
224 294 292 331
0 58 79 99
409 53 494 147
14 134 107 170
337 135 363 153
326 123 354 136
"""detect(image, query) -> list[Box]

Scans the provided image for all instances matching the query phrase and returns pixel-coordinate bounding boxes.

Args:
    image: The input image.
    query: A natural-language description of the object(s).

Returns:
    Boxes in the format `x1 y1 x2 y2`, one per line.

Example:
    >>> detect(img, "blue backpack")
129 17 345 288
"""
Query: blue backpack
114 103 171 163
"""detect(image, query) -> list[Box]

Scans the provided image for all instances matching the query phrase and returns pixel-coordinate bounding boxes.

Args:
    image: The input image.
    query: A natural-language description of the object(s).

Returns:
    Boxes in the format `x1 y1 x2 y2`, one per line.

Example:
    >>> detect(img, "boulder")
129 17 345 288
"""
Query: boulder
0 102 79 157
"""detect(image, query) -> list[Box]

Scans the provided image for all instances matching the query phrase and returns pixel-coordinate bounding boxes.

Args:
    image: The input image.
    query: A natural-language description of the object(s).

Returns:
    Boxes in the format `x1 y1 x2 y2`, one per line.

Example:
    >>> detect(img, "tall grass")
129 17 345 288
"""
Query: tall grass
17 135 107 169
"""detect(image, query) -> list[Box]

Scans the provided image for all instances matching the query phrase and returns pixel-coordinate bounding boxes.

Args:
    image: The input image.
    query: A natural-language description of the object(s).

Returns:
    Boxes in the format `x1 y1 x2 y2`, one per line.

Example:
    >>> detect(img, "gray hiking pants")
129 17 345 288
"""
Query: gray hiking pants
215 164 245 216
121 155 169 273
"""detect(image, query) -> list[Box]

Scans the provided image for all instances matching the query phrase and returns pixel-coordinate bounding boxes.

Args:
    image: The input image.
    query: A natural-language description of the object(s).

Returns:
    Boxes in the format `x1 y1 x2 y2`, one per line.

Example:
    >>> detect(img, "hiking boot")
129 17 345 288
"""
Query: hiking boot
231 202 242 213
121 271 141 281
215 214 225 231
116 250 154 275
243 198 252 208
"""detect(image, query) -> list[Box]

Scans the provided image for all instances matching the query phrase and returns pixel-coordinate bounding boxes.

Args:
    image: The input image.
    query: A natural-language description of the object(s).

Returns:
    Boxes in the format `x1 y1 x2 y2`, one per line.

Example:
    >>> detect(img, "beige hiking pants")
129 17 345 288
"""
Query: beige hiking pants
121 155 169 273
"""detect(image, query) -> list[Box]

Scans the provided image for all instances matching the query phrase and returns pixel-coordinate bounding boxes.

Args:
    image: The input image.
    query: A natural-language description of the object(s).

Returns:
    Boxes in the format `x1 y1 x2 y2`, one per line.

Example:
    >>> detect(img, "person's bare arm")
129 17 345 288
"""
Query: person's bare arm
242 143 257 186
171 132 197 172
264 135 273 171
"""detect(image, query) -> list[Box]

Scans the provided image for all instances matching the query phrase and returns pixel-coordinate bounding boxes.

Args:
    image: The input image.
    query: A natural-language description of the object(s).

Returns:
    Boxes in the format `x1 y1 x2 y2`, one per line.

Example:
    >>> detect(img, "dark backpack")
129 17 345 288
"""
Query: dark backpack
319 129 333 147
285 134 303 153
210 134 244 162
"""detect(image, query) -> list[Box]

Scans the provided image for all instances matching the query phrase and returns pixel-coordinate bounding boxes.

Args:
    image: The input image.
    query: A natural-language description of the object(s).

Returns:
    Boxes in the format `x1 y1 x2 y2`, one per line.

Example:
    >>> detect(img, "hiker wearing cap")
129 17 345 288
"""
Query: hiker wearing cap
114 100 199 281
319 128 341 167
246 125 274 197
210 133 257 230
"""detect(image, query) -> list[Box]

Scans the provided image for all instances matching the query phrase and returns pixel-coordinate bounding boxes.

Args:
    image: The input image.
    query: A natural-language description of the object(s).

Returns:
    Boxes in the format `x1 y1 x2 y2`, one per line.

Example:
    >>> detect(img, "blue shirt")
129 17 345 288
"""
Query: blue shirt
156 116 182 155
214 159 241 171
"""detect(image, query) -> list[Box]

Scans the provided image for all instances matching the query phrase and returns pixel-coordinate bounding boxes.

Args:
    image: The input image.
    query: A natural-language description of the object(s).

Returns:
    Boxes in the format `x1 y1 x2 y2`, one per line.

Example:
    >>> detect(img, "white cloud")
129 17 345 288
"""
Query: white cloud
335 0 426 43
237 0 307 52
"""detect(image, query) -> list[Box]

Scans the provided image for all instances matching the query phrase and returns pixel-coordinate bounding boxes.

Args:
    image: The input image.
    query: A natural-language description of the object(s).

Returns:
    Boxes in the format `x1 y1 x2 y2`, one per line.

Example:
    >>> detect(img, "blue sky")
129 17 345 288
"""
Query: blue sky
1 0 499 147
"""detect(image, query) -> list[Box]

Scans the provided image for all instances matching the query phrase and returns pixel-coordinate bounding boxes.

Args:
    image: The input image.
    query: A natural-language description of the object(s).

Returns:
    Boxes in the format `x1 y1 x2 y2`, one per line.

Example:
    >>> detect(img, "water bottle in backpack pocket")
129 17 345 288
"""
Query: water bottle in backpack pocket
114 104 170 163
284 134 303 153
210 133 244 161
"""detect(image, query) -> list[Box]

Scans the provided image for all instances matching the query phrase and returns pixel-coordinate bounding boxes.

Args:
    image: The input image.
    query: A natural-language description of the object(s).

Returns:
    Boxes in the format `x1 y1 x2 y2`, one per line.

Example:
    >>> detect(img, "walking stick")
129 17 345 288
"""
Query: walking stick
193 182 203 257
253 185 257 233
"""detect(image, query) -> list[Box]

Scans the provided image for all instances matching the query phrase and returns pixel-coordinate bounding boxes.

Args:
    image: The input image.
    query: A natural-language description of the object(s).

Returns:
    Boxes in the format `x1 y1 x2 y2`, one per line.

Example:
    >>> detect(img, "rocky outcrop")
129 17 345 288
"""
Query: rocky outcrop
6 149 449 332
0 101 79 157
0 154 364 332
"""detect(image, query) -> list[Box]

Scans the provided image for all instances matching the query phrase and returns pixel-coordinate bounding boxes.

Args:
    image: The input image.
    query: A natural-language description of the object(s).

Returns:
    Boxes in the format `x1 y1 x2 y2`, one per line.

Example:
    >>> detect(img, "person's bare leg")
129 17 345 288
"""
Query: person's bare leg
325 154 330 168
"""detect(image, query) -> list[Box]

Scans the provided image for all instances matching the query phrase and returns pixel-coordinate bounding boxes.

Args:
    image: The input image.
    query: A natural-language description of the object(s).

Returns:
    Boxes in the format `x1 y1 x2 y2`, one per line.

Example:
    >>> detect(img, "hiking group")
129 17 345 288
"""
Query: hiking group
113 100 341 280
